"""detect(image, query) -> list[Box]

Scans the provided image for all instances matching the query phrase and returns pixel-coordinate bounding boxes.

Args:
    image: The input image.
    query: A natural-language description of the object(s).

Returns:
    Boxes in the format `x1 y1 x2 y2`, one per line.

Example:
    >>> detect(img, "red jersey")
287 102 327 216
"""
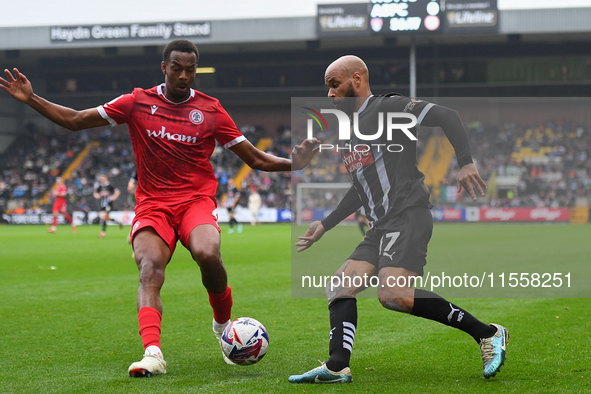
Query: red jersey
97 84 245 206
54 184 67 201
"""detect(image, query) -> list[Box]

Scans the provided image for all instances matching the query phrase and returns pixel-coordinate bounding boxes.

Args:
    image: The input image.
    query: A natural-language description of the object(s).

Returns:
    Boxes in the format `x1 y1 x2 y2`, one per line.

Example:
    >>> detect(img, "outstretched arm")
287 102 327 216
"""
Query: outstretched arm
421 105 487 200
0 68 109 131
229 138 319 171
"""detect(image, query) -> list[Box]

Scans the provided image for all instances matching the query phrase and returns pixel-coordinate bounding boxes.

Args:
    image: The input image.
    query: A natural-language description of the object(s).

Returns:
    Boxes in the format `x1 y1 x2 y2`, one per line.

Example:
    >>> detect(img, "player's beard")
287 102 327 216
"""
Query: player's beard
164 78 191 102
333 82 357 116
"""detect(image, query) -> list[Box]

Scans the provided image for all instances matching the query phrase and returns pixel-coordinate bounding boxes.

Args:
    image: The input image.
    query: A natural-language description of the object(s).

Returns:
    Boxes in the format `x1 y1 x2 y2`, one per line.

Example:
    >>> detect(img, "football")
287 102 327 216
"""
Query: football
220 317 269 365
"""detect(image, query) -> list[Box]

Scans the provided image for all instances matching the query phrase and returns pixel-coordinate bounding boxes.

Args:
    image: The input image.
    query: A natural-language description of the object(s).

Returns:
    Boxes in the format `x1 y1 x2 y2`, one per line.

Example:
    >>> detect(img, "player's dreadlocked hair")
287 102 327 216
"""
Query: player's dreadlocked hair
162 40 199 64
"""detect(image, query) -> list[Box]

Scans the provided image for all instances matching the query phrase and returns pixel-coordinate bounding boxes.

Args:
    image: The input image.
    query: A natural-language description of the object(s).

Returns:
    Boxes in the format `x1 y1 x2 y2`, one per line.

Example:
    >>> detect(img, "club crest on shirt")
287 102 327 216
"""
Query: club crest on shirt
189 109 204 125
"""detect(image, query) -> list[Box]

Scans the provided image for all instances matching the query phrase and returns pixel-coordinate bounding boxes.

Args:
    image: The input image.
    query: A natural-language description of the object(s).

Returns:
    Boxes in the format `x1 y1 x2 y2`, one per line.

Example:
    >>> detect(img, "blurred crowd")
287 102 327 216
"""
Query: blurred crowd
440 120 590 208
0 122 292 215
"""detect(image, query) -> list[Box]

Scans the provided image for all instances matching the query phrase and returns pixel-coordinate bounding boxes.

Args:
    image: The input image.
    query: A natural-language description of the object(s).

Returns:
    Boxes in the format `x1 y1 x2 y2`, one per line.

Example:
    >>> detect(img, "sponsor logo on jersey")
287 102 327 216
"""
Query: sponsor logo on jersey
404 101 416 112
342 150 374 173
146 126 199 144
189 109 204 125
151 105 159 114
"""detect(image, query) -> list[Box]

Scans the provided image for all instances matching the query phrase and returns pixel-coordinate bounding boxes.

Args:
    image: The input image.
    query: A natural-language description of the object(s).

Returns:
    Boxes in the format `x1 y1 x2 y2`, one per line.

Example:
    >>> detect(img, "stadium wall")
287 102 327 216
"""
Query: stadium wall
2 7 591 50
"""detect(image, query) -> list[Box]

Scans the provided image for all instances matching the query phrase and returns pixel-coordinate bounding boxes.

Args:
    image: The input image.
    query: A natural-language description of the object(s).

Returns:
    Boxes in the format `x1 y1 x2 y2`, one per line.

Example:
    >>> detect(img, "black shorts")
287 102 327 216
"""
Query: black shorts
101 202 114 212
348 207 433 276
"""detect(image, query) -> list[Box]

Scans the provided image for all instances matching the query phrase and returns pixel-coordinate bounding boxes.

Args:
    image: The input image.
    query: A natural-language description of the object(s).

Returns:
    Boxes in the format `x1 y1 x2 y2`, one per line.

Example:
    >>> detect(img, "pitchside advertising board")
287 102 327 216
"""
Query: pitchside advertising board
3 207 574 224
296 208 573 223
430 207 571 222
2 207 291 225
317 0 498 37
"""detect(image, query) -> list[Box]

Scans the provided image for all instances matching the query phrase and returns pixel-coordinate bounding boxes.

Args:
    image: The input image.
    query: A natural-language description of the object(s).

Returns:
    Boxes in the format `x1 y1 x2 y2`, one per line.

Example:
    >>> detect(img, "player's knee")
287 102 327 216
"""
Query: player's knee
378 283 413 312
378 296 413 313
191 247 222 268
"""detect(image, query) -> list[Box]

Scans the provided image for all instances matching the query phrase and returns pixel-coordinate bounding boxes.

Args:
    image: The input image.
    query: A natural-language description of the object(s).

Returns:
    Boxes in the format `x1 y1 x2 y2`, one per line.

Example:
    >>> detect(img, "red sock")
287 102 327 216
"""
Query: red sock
52 214 58 227
138 306 162 350
63 213 72 224
208 286 232 324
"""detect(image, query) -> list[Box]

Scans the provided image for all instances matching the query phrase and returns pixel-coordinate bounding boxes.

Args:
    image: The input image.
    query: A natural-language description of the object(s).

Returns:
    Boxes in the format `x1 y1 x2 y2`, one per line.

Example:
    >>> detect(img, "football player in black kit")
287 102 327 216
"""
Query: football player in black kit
223 178 242 234
93 173 122 238
289 55 508 384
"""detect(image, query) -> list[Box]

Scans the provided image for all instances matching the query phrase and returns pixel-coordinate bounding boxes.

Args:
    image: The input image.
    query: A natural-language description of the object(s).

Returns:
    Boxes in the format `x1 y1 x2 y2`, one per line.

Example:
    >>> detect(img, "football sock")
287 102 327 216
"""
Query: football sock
326 297 357 372
52 215 58 226
138 306 162 350
411 289 497 343
64 213 73 224
229 218 238 228
208 286 233 324
213 319 230 333
101 220 107 232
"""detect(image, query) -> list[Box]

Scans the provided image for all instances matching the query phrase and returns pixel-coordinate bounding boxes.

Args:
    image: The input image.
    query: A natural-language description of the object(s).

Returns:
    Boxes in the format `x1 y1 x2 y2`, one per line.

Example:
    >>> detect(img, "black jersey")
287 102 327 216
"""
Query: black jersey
342 94 435 229
225 187 240 208
95 182 118 210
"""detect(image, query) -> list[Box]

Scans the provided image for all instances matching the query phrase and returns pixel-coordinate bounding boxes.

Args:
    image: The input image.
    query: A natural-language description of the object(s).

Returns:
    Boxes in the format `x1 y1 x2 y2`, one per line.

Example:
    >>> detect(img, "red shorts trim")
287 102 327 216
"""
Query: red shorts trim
130 197 220 254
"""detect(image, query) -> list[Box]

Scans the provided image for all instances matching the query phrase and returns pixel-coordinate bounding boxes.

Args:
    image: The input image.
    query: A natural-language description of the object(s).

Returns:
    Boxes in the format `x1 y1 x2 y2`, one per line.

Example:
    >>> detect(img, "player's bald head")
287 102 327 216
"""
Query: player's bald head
324 55 372 106
325 55 369 83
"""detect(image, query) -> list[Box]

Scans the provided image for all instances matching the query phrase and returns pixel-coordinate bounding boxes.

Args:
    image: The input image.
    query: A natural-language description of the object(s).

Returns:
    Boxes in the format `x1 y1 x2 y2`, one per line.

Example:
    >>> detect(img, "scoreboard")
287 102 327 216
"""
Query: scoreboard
318 0 498 37
369 0 442 34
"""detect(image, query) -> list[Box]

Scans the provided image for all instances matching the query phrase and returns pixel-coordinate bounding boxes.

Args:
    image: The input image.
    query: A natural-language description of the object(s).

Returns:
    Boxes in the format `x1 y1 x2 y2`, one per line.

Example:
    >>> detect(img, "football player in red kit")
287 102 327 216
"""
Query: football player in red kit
1 39 318 377
48 176 76 233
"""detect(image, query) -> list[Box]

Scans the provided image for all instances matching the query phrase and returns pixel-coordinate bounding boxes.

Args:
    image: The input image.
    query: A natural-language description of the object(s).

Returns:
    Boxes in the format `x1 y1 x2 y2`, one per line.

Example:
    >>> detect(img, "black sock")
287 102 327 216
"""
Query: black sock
101 220 106 231
326 298 357 372
411 289 496 343
229 218 238 228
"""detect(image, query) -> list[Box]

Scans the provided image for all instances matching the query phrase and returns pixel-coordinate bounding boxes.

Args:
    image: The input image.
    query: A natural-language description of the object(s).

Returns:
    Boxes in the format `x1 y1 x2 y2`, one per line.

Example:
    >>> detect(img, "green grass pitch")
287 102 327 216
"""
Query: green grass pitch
1 223 590 393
